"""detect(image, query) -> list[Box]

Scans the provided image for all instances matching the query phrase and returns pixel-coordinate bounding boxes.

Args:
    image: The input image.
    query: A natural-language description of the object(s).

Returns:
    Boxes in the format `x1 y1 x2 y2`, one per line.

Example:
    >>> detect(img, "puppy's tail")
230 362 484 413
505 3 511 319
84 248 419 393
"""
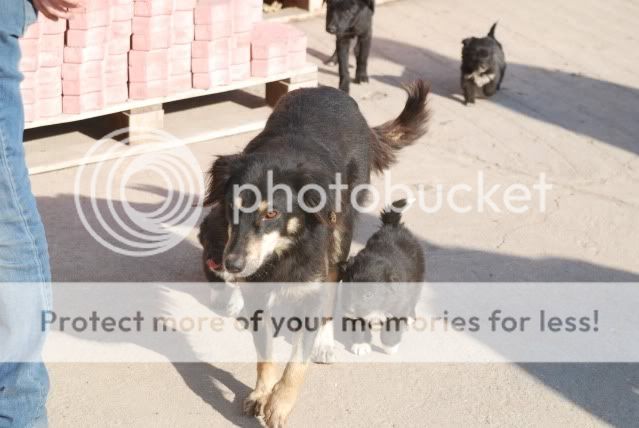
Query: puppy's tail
488 21 498 38
380 198 413 227
370 80 430 173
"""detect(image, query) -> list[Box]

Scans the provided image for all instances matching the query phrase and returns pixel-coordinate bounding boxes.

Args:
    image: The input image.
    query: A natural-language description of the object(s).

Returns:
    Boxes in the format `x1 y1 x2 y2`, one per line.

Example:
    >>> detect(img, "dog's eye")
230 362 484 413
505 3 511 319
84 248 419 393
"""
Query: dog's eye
263 210 280 220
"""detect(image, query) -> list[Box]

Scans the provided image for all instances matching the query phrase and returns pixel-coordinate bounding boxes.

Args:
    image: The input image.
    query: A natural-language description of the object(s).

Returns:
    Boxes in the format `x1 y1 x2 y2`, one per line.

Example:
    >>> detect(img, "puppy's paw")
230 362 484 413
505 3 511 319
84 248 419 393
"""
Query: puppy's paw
350 342 372 356
323 57 337 66
311 344 335 364
243 389 271 417
382 343 400 355
264 383 297 428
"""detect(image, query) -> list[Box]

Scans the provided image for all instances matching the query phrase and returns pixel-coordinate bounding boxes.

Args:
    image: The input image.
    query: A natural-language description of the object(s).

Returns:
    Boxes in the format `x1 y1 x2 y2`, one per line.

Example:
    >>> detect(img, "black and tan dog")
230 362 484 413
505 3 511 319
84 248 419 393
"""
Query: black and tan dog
325 0 375 93
461 22 506 105
204 80 429 427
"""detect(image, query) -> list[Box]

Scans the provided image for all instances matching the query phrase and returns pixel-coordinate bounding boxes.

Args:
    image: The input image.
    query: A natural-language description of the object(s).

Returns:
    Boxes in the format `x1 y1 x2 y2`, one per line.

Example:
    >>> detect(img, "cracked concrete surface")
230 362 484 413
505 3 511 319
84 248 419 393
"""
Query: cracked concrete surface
22 0 639 426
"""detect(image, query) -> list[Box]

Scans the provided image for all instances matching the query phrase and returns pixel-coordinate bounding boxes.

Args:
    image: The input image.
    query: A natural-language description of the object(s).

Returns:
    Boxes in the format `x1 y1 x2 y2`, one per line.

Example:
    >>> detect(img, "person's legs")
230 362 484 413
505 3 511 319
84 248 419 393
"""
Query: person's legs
0 25 52 428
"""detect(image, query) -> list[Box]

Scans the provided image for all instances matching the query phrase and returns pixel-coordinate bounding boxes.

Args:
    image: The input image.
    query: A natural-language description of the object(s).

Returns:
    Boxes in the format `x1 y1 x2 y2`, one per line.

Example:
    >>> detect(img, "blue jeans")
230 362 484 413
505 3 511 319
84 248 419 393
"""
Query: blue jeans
0 1 52 427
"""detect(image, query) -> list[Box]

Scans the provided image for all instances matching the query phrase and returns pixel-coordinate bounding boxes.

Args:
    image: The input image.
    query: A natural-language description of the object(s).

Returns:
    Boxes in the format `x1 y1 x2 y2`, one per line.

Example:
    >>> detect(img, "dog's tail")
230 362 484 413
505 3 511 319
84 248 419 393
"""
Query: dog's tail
370 80 430 173
380 198 413 227
488 21 498 38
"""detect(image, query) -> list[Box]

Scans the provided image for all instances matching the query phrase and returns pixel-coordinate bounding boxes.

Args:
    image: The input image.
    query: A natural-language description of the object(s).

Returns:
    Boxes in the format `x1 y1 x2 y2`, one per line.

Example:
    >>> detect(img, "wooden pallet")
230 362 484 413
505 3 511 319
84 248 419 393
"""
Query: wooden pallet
25 64 318 142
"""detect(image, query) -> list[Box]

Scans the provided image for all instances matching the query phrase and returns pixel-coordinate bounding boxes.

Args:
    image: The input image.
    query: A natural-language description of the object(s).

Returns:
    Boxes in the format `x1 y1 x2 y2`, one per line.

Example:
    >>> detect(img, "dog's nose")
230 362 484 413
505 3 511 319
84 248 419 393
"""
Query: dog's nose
224 254 245 274
326 24 337 34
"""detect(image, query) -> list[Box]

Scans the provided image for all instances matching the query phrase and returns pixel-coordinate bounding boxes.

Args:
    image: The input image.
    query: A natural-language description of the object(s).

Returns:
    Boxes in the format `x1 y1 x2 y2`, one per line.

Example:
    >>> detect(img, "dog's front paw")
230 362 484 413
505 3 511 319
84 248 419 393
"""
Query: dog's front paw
263 383 297 428
225 287 244 317
350 342 372 356
354 74 369 84
243 389 271 417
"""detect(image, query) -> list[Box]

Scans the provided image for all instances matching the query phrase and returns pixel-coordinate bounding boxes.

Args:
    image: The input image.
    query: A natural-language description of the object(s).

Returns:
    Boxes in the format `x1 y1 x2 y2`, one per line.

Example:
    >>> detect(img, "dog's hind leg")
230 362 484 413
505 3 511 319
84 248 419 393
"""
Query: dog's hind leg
483 78 499 97
461 79 476 105
354 32 372 84
497 64 506 90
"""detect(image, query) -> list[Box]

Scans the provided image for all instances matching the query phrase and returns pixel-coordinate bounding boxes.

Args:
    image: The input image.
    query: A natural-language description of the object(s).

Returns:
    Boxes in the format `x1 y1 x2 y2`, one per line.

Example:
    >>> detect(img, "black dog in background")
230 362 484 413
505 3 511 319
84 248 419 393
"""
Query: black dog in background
325 0 374 93
461 22 506 105
338 199 425 356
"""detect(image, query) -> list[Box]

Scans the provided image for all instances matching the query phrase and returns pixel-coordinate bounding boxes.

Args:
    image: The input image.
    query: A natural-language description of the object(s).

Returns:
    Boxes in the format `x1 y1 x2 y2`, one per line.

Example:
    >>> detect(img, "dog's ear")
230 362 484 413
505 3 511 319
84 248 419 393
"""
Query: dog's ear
203 154 242 206
296 169 337 226
462 37 473 47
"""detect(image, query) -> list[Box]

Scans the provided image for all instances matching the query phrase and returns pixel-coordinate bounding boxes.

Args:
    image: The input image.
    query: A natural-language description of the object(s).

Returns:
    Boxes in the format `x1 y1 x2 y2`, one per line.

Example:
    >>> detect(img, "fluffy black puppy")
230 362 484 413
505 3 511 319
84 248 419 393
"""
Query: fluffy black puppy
325 0 374 93
338 199 425 355
461 22 506 105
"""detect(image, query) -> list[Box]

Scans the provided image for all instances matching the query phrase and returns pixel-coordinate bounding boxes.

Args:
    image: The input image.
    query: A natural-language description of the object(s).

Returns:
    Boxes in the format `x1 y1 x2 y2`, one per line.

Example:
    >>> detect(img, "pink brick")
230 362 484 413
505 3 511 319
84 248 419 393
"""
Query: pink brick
38 15 67 34
132 31 171 50
248 0 262 7
251 56 288 77
168 73 192 94
37 66 62 87
105 67 128 83
191 38 231 58
19 39 38 72
132 15 171 35
108 37 131 55
192 53 229 72
231 45 250 65
63 77 103 95
24 103 36 122
104 84 128 105
287 27 307 53
66 28 108 47
232 32 251 47
173 10 194 27
105 53 128 74
22 88 36 105
175 0 197 10
194 1 232 24
251 40 288 60
39 33 64 67
21 72 36 90
134 0 174 17
37 96 62 117
232 0 251 17
22 22 40 39
129 80 168 99
128 50 169 81
63 92 104 114
37 78 63 99
62 61 104 80
288 50 306 69
192 69 230 89
111 3 134 21
64 45 105 63
111 0 134 4
172 24 195 44
68 10 111 29
110 20 132 39
229 62 250 81
232 14 252 33
169 45 191 75
195 21 232 40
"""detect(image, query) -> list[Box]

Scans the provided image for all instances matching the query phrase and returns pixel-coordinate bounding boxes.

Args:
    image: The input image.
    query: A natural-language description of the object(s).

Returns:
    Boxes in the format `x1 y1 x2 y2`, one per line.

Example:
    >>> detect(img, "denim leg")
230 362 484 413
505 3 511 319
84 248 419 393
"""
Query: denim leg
0 30 51 428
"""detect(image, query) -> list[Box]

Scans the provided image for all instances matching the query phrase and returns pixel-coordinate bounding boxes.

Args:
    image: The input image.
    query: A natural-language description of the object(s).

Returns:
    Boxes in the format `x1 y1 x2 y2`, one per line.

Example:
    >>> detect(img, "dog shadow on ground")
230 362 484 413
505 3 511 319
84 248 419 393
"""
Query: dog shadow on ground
37 189 260 427
308 37 639 156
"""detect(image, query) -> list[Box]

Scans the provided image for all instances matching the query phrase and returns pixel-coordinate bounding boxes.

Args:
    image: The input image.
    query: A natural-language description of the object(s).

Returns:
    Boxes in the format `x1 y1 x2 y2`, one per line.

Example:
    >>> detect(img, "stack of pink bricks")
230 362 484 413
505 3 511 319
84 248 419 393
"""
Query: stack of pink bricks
250 22 307 77
19 0 309 122
169 0 196 94
129 0 173 99
20 14 66 121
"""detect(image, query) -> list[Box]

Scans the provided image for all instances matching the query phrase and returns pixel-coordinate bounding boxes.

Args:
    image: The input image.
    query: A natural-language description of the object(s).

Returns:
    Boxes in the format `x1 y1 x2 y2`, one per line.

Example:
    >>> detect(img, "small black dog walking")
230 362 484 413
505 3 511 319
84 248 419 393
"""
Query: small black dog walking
325 0 375 93
461 22 506 105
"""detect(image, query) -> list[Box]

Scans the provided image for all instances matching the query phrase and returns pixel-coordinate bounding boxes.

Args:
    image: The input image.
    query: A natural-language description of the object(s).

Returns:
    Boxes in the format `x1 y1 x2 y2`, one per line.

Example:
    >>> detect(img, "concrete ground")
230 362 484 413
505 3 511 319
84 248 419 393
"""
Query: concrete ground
23 0 639 426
